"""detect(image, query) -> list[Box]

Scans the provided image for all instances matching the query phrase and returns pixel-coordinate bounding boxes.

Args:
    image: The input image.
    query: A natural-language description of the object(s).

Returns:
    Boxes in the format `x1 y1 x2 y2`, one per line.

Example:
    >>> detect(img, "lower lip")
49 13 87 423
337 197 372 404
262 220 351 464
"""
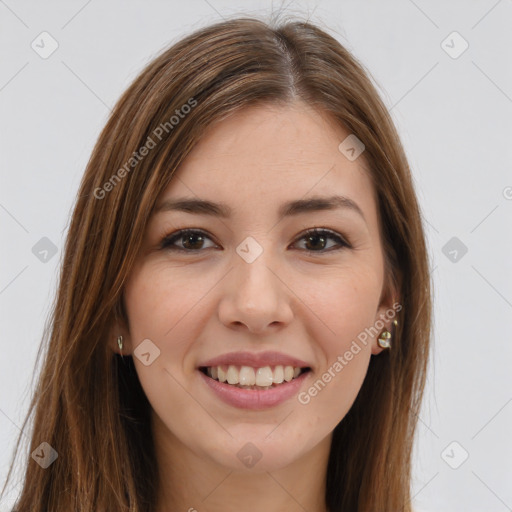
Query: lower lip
198 369 310 410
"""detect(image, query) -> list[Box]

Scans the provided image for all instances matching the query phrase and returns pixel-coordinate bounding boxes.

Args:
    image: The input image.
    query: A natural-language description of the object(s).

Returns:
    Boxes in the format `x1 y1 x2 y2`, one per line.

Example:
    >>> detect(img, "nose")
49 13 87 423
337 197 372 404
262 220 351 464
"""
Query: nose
217 250 294 334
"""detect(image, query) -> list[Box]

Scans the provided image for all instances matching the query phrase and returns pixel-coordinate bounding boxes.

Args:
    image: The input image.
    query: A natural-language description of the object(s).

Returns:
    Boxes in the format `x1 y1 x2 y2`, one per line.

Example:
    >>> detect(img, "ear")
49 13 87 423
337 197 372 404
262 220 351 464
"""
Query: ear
371 277 401 355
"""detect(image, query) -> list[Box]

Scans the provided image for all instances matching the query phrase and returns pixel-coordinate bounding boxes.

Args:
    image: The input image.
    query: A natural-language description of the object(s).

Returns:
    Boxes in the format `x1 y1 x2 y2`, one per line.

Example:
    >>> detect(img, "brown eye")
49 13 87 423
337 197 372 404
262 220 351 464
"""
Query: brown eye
160 227 350 254
293 228 350 253
161 229 217 251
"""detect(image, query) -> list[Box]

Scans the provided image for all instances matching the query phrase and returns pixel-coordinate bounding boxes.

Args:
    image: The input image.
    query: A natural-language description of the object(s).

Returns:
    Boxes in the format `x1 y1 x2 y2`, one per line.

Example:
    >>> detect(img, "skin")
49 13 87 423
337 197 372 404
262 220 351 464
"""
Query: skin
111 101 397 512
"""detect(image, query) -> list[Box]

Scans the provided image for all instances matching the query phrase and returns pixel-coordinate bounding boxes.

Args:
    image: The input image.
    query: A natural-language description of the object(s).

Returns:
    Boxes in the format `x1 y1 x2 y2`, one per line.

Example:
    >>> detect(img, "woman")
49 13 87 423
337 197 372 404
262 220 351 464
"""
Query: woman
2 15 431 512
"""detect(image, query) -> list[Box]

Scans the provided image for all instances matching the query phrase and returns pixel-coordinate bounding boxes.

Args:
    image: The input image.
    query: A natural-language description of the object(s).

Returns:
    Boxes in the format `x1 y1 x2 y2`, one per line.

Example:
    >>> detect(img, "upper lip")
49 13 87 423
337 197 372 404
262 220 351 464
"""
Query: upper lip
198 351 311 369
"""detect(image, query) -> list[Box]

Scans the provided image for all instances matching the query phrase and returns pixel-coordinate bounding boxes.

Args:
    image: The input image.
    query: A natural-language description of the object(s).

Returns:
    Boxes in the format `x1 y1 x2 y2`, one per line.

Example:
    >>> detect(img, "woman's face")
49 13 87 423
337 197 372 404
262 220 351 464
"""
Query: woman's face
120 102 394 473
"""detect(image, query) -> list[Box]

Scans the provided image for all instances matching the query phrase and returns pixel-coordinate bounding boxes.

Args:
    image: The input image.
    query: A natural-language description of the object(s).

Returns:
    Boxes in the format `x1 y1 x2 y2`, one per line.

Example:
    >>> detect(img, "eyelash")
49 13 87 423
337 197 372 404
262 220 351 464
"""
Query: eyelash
159 227 351 254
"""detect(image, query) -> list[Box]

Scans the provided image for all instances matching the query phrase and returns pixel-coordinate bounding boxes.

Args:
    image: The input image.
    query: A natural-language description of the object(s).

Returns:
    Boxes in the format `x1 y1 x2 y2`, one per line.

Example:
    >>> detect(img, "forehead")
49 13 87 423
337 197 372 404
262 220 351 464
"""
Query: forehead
160 102 378 225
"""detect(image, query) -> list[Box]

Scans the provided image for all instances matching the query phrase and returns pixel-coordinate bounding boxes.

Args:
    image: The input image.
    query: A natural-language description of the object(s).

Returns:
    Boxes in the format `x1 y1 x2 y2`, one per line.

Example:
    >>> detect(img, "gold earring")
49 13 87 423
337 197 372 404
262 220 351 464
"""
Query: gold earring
378 319 398 349
378 330 391 349
117 335 123 352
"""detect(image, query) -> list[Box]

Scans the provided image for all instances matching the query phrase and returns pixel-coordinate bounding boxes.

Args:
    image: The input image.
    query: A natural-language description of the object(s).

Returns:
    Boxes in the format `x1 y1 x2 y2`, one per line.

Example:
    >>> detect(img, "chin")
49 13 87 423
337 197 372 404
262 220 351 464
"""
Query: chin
200 426 314 473
216 444 300 474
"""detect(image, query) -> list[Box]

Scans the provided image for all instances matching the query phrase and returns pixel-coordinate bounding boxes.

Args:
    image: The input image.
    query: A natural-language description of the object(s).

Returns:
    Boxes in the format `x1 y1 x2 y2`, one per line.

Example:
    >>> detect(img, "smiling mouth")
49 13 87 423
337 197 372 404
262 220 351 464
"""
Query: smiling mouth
199 365 311 390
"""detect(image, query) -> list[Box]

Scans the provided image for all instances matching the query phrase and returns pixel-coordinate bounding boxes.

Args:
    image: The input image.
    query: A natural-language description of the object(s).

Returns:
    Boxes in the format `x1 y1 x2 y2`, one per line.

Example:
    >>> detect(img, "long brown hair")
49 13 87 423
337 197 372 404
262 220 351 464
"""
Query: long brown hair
1 15 431 512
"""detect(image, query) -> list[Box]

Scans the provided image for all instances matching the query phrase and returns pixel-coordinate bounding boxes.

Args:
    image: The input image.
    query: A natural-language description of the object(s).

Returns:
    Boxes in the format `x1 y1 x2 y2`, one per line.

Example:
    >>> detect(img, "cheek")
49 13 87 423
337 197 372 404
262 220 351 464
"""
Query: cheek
123 263 208 341
122 266 205 408
296 274 379 418
122 263 223 395
304 265 383 349
297 265 382 410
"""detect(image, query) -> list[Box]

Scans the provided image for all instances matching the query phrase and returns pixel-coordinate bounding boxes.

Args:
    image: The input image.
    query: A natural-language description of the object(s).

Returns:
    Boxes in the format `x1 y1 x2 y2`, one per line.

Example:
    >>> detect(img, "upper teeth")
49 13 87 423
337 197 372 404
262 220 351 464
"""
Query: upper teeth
206 365 302 386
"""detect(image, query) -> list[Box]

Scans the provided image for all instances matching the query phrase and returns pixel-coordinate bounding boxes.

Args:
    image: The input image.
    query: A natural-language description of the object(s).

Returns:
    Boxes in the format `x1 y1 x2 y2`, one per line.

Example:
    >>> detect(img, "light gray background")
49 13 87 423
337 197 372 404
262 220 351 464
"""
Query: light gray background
1 1 511 511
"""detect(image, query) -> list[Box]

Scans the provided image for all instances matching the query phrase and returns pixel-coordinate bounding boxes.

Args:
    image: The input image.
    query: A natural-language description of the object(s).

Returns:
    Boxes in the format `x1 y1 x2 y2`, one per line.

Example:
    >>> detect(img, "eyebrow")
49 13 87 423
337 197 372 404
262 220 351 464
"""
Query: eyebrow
154 194 366 222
